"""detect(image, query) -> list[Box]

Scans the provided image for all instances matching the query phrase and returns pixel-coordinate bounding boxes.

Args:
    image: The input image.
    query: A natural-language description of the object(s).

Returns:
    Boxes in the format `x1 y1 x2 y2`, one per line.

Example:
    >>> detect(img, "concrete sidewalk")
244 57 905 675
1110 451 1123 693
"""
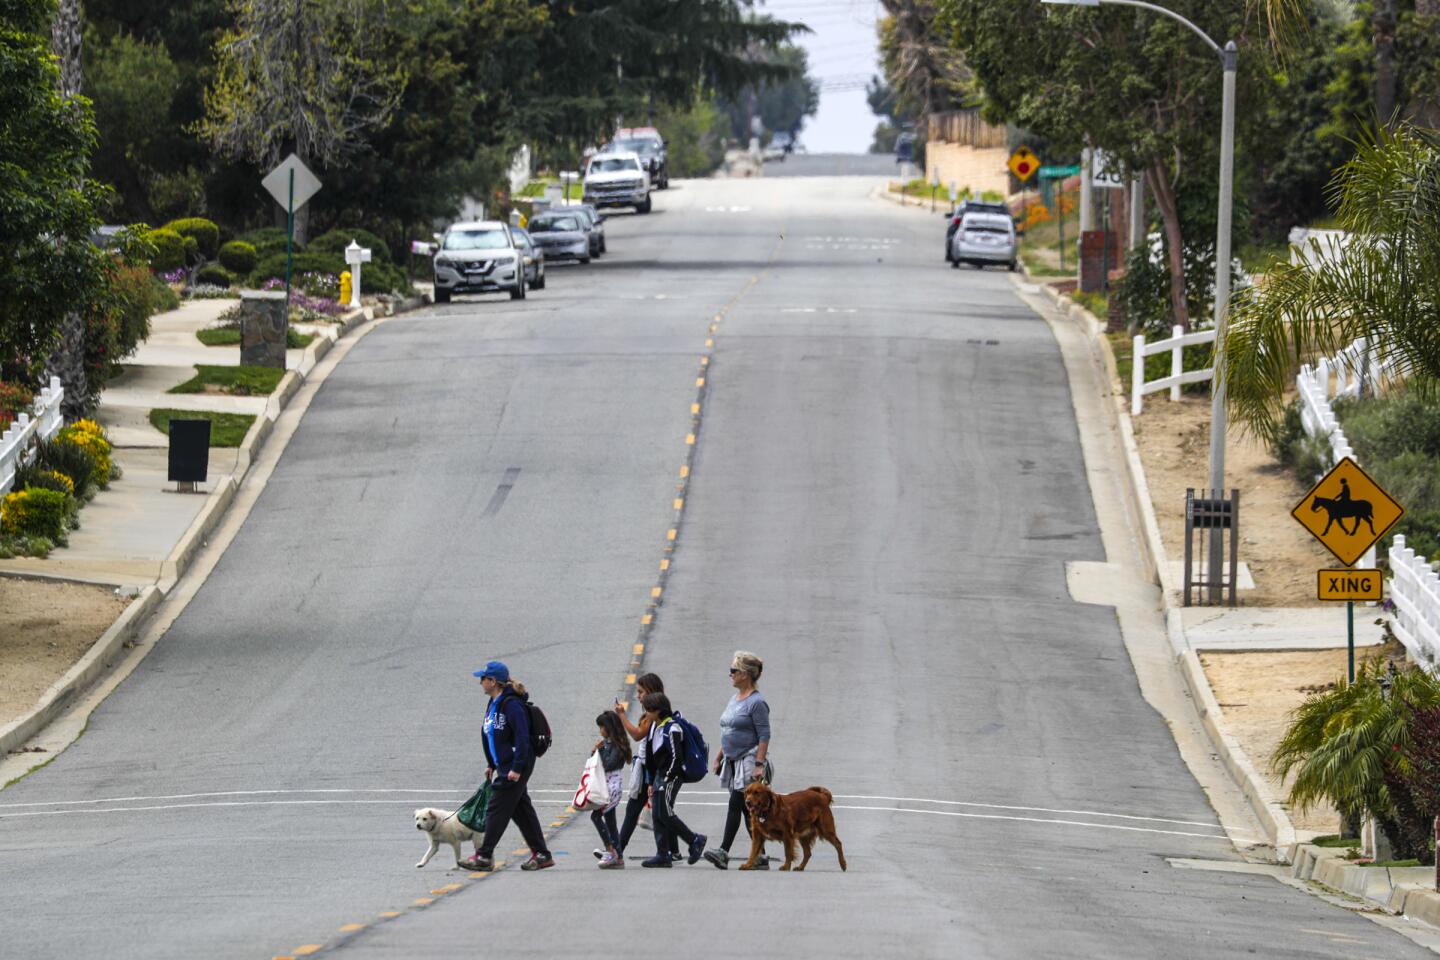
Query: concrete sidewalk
0 298 335 590
1182 604 1389 651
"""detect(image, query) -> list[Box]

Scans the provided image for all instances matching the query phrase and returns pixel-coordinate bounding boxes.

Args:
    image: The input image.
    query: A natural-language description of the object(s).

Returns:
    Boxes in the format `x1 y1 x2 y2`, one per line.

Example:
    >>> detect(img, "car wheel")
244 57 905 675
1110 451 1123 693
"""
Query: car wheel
534 271 546 291
510 281 526 301
580 254 591 265
1009 261 1019 272
600 238 607 254
434 287 451 303
637 195 652 214
951 258 960 269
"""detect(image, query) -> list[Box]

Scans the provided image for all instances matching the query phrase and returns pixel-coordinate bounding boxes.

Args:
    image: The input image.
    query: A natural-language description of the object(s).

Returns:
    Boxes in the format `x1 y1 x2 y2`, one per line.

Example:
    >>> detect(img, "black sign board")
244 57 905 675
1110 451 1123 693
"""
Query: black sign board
167 419 211 484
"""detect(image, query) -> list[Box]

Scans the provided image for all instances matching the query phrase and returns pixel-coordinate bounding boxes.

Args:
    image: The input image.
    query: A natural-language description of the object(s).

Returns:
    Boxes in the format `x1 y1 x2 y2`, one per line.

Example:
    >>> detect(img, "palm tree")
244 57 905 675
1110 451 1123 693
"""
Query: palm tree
1273 658 1440 860
877 0 970 120
1223 123 1440 442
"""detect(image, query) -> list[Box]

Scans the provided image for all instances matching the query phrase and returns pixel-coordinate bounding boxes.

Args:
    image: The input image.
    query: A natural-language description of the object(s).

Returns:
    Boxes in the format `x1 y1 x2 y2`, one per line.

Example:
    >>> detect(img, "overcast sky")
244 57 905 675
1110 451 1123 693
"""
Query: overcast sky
758 0 883 154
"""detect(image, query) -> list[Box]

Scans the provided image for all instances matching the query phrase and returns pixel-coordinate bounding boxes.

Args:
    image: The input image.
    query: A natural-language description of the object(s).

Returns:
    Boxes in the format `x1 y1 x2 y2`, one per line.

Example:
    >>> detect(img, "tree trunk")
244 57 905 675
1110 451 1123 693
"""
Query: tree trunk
48 0 89 420
1374 0 1398 124
1145 163 1190 331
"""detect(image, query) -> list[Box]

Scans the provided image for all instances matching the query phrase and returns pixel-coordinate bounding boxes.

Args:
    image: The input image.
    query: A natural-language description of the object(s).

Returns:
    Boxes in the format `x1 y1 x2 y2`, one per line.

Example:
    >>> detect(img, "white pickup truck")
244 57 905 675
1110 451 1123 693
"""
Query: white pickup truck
582 151 652 214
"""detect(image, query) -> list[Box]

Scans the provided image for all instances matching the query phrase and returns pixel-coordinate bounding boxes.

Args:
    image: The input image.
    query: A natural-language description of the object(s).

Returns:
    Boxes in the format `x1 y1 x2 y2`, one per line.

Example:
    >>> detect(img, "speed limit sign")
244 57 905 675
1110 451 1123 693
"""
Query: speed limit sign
1090 149 1126 189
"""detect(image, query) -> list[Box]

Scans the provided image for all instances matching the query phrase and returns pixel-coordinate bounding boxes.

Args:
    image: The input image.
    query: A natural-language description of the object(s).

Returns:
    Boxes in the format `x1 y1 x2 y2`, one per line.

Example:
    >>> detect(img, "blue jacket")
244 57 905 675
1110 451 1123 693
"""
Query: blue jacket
482 689 533 778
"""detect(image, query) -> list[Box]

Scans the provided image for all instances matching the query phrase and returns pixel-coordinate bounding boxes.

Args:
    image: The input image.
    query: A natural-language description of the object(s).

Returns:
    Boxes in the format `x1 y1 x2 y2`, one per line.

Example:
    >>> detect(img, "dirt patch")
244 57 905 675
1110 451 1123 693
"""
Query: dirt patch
1129 395 1334 606
0 578 127 728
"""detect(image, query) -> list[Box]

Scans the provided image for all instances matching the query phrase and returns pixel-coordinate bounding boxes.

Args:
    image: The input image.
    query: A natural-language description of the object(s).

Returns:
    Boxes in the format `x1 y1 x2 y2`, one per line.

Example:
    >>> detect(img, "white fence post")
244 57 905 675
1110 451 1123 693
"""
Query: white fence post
1132 333 1146 417
1169 324 1183 402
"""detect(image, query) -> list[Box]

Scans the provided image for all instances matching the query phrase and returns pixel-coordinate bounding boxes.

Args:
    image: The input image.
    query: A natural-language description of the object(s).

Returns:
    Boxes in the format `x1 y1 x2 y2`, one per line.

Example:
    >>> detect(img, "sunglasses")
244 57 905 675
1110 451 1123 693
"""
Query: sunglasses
729 668 746 676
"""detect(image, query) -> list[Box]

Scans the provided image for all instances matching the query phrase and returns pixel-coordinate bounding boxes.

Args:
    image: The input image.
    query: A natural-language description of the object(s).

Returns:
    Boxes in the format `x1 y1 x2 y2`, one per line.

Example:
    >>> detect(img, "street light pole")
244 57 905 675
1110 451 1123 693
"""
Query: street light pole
1042 0 1236 599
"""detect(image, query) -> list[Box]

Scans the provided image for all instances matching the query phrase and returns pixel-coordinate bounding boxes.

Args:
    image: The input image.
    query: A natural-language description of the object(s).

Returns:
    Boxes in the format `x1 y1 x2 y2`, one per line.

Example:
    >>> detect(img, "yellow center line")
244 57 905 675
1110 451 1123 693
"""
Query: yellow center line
338 923 366 933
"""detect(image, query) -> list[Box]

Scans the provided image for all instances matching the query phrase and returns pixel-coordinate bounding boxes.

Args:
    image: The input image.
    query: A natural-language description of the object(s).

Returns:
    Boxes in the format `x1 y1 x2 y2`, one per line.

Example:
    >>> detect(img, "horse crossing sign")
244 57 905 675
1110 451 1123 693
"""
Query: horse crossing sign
1291 457 1404 567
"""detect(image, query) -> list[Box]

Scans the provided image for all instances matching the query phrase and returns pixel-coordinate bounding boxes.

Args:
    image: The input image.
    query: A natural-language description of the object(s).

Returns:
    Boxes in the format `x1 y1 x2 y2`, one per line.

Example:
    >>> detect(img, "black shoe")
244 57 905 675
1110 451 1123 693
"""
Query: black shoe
687 834 707 865
669 850 683 862
520 852 554 872
641 855 673 868
458 854 494 872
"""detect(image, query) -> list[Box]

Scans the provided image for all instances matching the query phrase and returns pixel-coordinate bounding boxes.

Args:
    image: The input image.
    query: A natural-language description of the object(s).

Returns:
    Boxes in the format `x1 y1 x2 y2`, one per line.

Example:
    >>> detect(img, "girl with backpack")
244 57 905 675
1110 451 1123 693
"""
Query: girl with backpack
591 711 631 869
458 661 554 873
703 651 771 869
639 691 707 868
612 673 677 861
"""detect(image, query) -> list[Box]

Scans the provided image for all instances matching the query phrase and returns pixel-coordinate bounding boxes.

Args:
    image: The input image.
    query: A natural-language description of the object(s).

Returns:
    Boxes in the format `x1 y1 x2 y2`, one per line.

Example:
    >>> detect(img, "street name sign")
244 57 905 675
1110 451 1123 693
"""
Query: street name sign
1040 164 1081 179
1008 146 1039 183
1317 568 1384 601
261 153 322 213
1291 457 1403 567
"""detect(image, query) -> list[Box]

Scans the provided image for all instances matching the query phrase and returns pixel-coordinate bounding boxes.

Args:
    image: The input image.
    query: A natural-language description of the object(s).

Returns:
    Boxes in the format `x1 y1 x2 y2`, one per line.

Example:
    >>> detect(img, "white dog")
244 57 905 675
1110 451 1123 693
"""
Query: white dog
413 807 477 868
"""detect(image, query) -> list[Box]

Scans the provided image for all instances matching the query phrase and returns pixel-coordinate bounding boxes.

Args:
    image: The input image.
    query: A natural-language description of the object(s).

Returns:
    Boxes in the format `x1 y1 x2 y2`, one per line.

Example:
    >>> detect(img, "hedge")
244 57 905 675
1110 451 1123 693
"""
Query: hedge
195 263 233 288
218 240 258 274
251 250 408 294
310 228 394 266
162 218 221 259
146 228 188 272
0 487 70 540
236 227 293 259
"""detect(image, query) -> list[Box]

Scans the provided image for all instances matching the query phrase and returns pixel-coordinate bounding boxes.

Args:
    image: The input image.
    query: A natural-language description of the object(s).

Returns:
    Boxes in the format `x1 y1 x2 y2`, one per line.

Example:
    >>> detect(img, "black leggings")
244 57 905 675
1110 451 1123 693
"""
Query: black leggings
591 806 619 849
651 779 697 853
720 788 758 853
618 789 677 856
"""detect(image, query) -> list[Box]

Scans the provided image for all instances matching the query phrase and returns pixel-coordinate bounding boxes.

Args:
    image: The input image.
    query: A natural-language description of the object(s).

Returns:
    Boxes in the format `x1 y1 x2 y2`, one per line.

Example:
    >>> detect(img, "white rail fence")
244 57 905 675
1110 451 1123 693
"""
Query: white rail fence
0 377 65 496
1295 337 1396 471
1130 325 1216 416
1390 535 1440 670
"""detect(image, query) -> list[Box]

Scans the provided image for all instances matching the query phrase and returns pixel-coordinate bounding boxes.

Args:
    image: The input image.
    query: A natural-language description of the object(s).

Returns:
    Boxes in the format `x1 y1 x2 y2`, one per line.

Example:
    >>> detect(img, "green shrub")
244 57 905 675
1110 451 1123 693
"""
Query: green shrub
1341 392 1440 462
1270 398 1307 464
309 228 394 266
195 263 232 288
236 227 294 259
218 240 258 274
251 250 341 286
1393 509 1440 561
1 487 71 540
162 217 220 259
149 274 180 312
145 227 187 272
33 435 99 493
13 463 74 496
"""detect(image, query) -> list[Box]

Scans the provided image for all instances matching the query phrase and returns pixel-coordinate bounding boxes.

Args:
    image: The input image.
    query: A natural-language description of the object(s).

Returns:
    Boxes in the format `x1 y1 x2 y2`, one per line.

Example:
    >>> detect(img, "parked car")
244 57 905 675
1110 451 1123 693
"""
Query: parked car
432 220 528 302
607 127 668 189
950 212 1018 271
570 203 607 257
944 199 1011 263
583 151 652 213
511 228 546 290
528 210 593 263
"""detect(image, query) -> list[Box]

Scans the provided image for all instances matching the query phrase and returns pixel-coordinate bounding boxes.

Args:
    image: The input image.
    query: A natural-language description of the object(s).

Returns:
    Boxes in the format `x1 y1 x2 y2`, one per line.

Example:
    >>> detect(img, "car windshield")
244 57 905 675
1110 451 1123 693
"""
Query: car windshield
615 139 657 154
533 217 580 232
443 229 509 250
589 157 640 174
513 232 532 249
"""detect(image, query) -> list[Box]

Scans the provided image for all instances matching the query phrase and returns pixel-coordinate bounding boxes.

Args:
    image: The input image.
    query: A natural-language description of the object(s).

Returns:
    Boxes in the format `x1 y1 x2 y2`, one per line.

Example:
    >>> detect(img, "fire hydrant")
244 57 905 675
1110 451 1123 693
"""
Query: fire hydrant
339 271 353 306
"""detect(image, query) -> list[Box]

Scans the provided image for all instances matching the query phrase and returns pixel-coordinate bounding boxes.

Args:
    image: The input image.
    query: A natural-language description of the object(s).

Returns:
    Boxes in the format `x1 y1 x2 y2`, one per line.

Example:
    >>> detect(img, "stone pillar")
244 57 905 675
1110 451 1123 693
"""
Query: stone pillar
240 290 288 369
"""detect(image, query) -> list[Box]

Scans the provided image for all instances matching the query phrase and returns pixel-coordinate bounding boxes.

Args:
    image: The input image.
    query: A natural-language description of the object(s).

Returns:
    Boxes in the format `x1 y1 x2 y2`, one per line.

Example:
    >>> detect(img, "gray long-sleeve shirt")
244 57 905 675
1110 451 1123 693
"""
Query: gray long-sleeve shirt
719 692 770 760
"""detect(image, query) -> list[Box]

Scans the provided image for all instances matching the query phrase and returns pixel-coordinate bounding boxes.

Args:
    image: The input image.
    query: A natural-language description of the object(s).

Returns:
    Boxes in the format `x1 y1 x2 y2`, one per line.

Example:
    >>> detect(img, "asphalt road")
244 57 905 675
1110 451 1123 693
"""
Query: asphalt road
0 171 1430 960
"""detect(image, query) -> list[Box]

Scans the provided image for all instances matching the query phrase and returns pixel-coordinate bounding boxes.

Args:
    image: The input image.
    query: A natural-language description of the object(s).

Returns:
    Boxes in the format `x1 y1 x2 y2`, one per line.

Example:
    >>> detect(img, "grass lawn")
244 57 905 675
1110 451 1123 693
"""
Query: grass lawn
169 364 285 396
148 409 257 447
196 327 314 349
1310 835 1362 849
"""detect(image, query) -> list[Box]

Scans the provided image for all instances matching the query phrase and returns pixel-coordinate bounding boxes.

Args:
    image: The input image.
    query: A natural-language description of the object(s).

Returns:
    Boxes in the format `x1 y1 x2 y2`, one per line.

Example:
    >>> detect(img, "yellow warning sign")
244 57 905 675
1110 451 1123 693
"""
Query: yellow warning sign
1291 457 1404 568
1317 568 1384 601
1008 146 1039 183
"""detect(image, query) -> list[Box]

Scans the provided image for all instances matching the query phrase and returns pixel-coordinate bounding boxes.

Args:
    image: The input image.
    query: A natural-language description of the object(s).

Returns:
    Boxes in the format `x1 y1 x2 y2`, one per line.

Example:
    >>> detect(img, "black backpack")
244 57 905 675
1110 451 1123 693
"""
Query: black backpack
525 699 552 757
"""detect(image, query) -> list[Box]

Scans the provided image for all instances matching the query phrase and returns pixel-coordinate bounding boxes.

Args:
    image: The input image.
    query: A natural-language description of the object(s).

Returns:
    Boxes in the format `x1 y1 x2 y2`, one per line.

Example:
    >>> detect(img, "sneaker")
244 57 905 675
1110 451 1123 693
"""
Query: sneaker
458 854 494 872
520 852 555 872
669 850 683 862
751 855 770 870
687 834 707 865
592 848 605 860
640 854 672 868
702 848 729 870
598 852 625 870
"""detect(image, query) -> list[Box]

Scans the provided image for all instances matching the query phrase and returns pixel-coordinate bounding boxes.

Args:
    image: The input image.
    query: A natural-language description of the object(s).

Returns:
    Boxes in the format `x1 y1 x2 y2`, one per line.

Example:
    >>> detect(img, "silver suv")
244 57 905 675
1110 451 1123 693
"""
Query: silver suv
432 221 528 303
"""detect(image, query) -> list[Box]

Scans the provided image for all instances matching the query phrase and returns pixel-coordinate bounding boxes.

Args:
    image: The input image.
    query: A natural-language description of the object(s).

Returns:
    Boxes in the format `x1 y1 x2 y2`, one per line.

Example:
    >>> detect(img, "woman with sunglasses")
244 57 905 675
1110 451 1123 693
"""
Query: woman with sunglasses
702 651 771 869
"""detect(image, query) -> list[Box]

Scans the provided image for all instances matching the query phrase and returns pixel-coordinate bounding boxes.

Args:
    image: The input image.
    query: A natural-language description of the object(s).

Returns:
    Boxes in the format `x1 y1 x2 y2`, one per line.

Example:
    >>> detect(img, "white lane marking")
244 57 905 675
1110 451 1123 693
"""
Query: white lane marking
0 798 1242 839
0 788 1222 831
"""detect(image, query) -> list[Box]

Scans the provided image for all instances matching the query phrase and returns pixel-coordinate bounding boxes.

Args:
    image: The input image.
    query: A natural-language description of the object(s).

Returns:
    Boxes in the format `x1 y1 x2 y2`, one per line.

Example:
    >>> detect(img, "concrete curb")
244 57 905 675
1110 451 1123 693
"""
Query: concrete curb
1290 842 1440 923
0 584 160 758
1 291 427 769
1029 278 1299 855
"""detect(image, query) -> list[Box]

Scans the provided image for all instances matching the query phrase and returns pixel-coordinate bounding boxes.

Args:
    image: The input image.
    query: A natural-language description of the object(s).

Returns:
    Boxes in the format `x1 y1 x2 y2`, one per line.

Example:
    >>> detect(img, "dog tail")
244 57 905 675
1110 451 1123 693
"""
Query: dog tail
807 786 833 803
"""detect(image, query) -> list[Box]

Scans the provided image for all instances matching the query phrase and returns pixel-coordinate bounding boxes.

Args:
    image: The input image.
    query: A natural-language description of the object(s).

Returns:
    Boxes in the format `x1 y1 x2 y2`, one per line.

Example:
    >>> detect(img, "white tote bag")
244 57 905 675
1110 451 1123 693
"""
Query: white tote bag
573 750 612 810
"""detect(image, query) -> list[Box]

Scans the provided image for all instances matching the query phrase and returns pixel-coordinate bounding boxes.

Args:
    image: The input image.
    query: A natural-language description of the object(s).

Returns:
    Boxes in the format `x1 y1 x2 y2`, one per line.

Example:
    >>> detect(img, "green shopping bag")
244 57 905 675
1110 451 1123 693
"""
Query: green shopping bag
457 780 492 832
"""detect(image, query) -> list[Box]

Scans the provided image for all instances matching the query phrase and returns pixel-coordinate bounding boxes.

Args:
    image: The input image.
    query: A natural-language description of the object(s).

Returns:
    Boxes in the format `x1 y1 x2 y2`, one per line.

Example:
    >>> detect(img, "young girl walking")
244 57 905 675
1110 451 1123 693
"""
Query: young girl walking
592 711 632 869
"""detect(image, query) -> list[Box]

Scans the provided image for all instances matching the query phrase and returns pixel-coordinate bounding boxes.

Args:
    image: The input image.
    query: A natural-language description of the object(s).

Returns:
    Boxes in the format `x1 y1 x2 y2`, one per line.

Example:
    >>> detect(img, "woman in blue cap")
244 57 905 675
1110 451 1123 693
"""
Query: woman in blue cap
458 661 554 872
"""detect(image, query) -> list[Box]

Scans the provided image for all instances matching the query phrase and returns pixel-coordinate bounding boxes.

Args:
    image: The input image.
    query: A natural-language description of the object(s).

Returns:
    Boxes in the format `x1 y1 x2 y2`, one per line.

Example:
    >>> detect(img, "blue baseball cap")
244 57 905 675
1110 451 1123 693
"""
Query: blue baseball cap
473 660 509 683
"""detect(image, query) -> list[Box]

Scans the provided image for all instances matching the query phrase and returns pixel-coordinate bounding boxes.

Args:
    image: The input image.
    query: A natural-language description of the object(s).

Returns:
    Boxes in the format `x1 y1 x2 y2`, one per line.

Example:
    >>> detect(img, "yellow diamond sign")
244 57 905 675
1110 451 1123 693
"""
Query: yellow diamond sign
1008 146 1039 183
1291 457 1404 567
